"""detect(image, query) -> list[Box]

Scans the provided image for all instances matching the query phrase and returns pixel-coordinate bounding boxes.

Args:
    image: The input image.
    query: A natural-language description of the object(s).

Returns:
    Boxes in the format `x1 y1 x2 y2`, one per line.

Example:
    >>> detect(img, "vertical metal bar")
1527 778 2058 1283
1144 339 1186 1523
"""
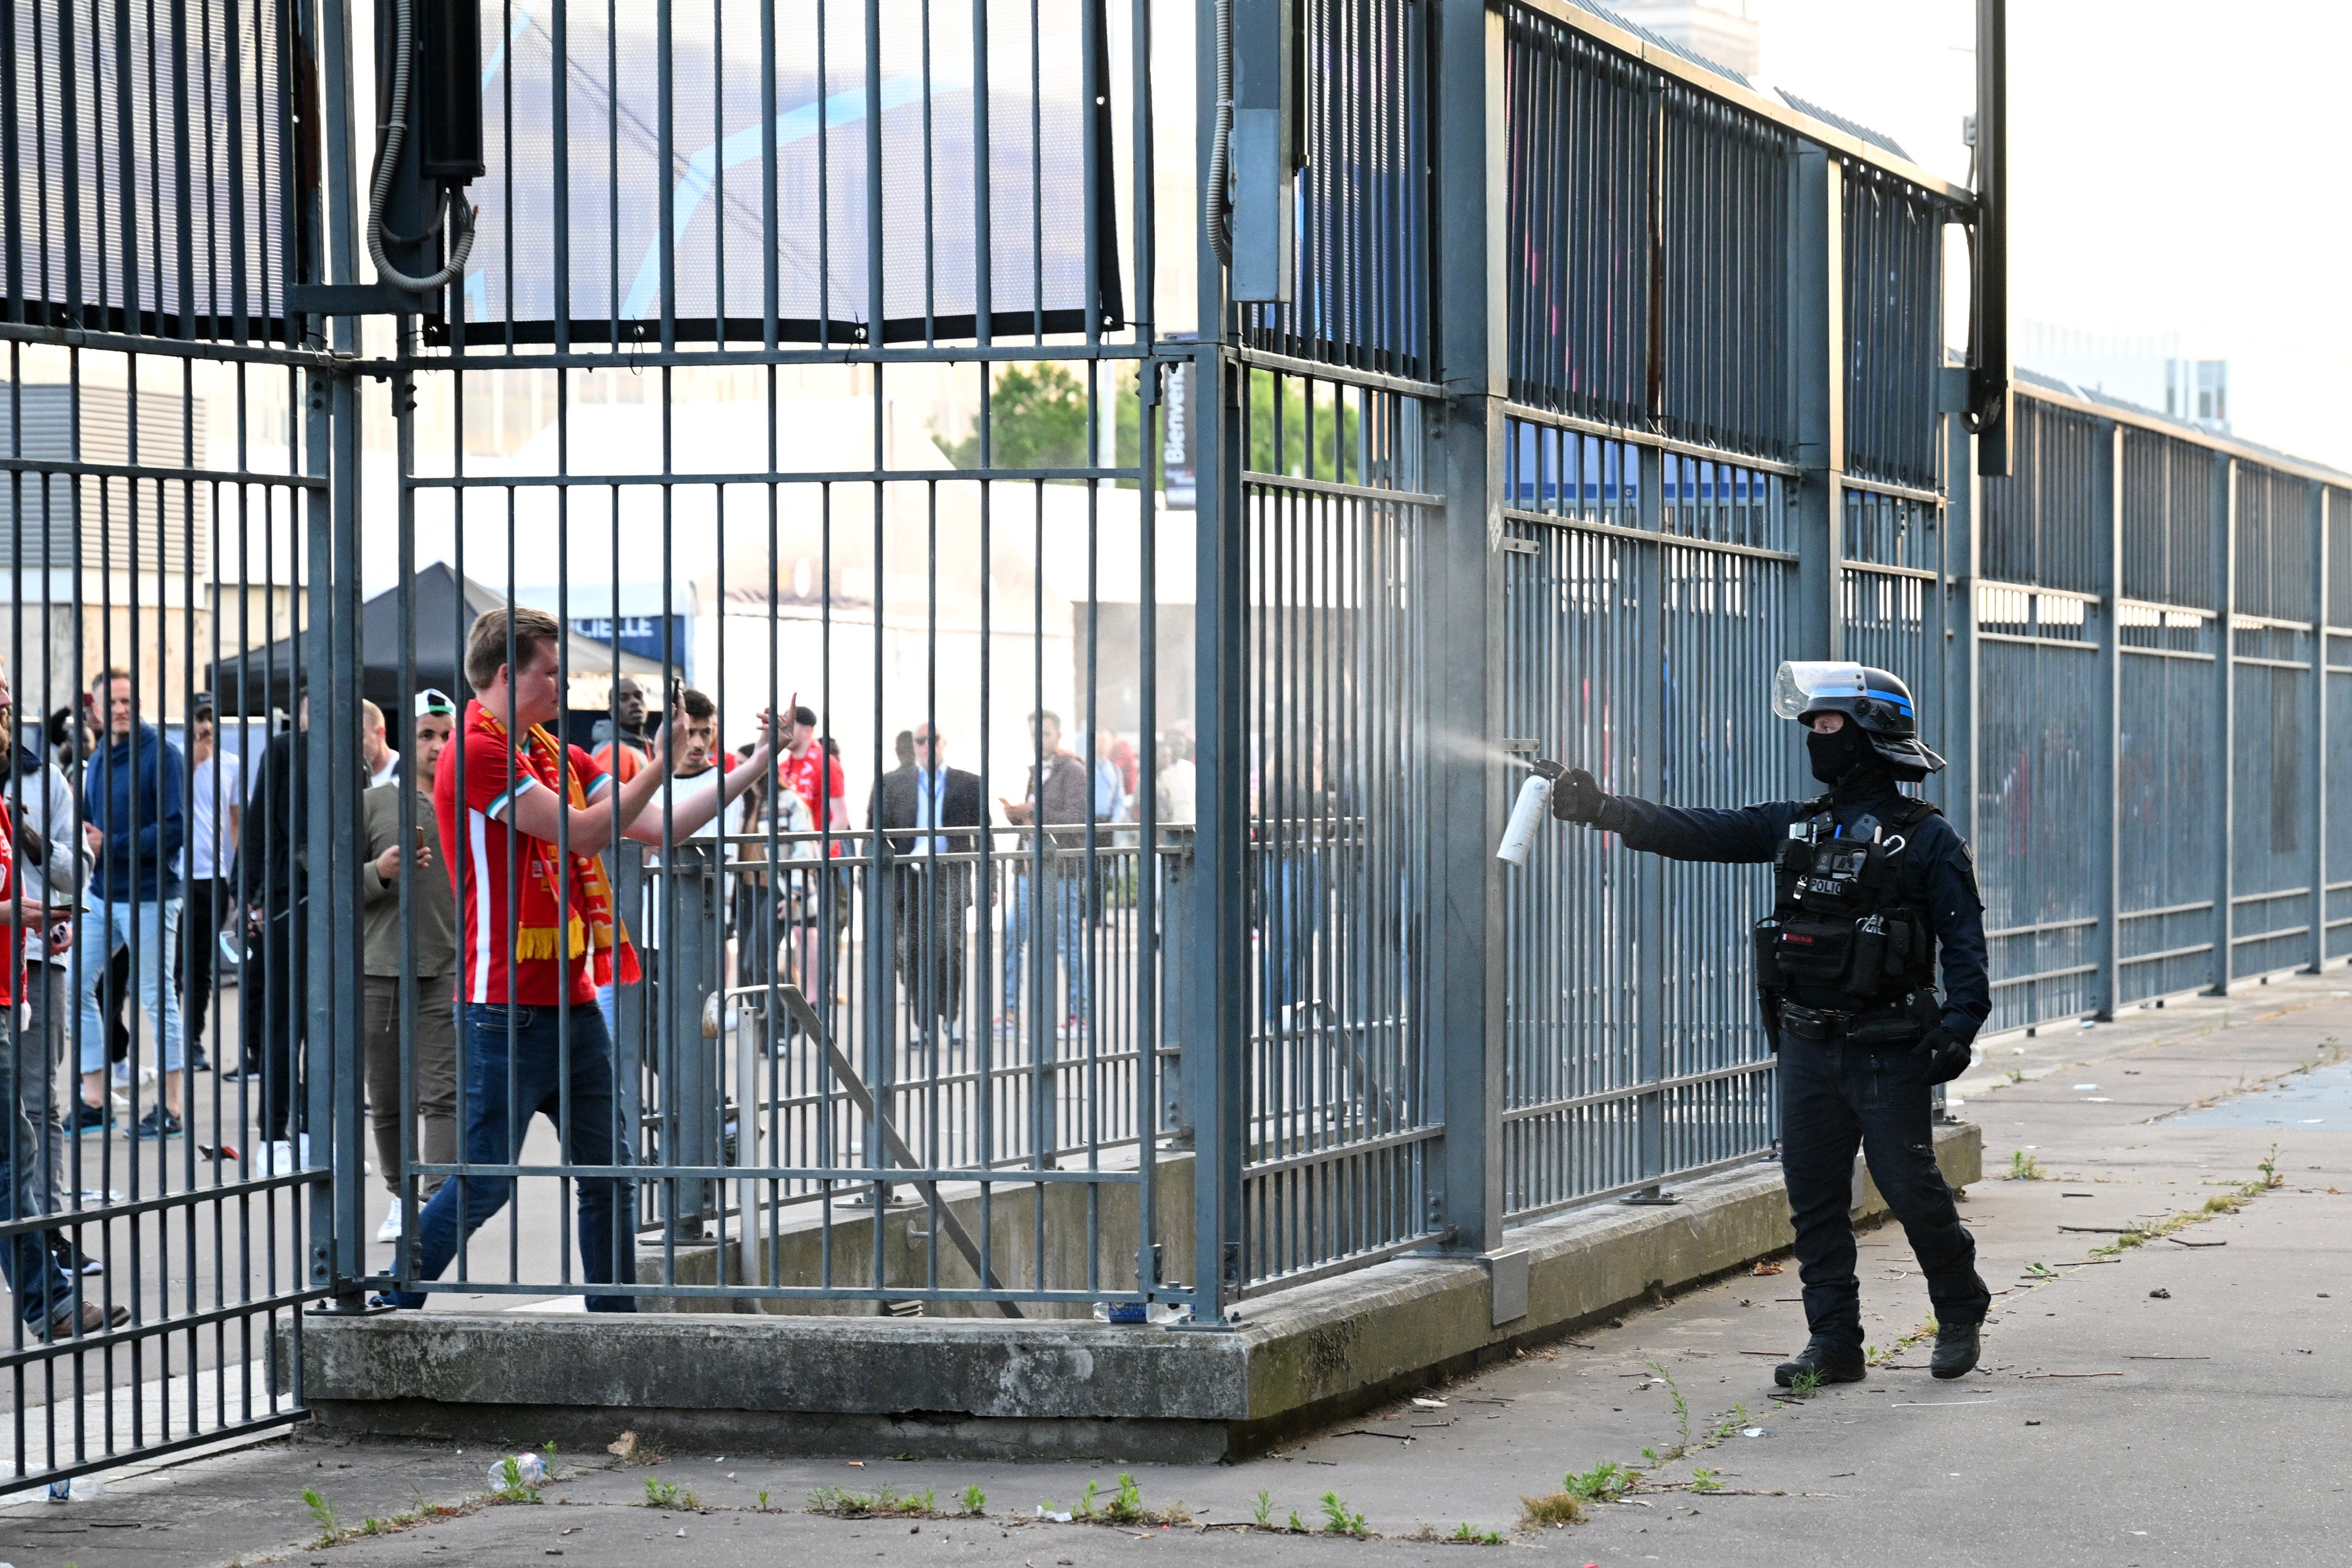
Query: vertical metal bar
313 0 365 1305
1186 0 1243 1326
2093 420 2121 1016
2312 480 2329 974
1939 366 1978 847
1427 0 1504 1257
1791 145 1839 661
1629 443 1665 1198
2212 455 2236 992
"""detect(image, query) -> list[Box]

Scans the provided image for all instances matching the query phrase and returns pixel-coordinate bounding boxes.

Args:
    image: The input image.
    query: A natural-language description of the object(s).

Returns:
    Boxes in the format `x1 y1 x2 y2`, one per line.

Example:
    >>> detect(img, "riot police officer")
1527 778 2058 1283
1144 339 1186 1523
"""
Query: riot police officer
1550 661 1990 1383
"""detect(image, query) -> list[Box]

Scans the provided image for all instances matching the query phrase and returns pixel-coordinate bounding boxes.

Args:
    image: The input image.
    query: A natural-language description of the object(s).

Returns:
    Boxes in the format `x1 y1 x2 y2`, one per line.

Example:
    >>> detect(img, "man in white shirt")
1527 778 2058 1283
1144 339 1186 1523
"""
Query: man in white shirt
179 702 239 1075
361 700 400 789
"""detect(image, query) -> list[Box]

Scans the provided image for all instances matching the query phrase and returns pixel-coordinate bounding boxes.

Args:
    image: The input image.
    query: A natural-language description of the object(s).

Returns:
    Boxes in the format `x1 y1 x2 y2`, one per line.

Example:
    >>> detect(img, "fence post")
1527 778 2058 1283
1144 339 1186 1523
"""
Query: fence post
2311 480 2329 975
1940 369 1979 846
2211 456 2237 993
1628 446 1668 1200
1186 0 1244 1324
311 0 369 1309
1792 145 1843 661
1427 0 1506 1256
2094 422 2122 1018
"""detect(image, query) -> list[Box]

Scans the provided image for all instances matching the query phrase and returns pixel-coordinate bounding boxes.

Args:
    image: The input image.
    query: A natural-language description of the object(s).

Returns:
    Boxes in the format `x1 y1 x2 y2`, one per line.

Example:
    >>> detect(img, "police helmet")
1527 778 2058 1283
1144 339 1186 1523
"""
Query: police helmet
1771 661 1946 778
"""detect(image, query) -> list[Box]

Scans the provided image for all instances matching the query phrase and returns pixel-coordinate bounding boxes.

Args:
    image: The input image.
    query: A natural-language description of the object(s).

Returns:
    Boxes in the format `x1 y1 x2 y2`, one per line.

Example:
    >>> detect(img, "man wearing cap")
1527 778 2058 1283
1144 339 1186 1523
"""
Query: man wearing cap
357 690 460 1243
1549 660 1991 1385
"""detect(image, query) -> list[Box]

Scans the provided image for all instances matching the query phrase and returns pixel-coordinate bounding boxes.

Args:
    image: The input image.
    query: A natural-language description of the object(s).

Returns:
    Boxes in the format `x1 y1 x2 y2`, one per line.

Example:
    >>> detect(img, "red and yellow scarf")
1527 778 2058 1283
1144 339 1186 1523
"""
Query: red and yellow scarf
472 704 640 986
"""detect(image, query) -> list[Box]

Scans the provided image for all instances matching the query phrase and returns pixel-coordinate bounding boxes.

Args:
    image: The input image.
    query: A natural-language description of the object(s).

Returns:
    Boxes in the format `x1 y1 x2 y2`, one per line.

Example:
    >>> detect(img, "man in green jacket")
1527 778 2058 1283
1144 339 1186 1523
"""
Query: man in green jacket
359 692 460 1245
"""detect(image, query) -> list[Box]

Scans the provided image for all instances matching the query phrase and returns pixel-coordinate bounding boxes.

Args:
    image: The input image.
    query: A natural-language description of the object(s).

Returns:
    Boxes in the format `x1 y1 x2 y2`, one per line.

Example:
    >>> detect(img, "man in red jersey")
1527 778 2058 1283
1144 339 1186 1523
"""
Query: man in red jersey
379 609 779 1311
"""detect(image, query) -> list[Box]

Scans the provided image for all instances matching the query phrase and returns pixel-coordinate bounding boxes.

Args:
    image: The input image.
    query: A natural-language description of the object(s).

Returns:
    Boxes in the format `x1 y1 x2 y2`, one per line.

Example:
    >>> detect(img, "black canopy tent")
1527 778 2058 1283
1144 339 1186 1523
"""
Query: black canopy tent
206 562 666 718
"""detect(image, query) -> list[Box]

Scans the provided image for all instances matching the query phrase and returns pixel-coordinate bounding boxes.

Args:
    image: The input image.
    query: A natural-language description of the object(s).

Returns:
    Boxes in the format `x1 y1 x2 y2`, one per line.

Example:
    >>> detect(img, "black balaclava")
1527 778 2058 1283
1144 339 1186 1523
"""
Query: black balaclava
1806 723 1869 786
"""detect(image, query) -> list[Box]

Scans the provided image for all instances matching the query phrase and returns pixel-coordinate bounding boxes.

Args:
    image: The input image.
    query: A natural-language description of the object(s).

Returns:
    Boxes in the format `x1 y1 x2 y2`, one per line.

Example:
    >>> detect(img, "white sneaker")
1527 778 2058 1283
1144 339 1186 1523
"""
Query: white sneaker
266 1140 294 1176
377 1206 404 1243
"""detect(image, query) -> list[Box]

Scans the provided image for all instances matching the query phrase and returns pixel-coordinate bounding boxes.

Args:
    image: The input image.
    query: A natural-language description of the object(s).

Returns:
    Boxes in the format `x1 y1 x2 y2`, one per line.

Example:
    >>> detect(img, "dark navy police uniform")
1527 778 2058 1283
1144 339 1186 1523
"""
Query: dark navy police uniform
1591 771 1992 1350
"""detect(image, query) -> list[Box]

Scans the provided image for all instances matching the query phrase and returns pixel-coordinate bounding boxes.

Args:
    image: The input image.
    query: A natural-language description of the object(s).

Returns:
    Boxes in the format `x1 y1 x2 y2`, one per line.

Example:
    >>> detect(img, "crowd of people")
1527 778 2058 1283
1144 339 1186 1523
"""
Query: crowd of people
0 610 1199 1319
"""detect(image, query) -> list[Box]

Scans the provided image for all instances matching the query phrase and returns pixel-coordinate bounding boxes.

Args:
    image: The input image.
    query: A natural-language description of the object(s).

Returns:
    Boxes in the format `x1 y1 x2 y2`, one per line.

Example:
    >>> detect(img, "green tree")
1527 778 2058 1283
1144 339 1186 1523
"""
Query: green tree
940 363 1143 485
1246 368 1362 482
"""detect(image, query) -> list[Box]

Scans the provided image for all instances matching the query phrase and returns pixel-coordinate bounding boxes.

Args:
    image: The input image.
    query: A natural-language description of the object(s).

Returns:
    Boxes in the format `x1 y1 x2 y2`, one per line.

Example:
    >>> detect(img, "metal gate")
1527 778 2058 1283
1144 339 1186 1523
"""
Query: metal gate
348 0 1179 1324
0 0 340 1491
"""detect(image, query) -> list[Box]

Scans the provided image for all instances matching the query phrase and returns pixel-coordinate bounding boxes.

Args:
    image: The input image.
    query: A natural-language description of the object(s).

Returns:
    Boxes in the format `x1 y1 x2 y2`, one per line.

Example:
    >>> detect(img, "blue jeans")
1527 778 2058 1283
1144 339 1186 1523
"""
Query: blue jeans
385 1002 637 1311
77 899 184 1074
1000 867 1087 1021
0 1014 74 1328
1778 1034 1988 1351
1262 851 1324 1013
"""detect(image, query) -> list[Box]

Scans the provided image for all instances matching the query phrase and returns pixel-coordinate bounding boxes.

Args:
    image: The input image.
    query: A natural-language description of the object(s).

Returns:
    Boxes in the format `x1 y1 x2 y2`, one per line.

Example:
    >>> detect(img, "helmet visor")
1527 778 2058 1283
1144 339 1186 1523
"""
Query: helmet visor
1771 660 1869 721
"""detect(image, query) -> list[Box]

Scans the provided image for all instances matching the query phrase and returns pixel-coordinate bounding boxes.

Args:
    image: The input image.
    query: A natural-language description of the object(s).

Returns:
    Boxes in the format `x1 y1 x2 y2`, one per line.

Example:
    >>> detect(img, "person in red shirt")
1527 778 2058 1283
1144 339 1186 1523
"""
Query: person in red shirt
380 609 780 1312
780 705 850 994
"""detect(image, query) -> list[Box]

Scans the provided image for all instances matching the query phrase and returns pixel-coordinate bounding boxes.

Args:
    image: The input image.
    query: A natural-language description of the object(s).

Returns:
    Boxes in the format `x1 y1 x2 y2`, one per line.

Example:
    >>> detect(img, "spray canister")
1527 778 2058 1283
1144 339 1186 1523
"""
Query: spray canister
1496 758 1567 867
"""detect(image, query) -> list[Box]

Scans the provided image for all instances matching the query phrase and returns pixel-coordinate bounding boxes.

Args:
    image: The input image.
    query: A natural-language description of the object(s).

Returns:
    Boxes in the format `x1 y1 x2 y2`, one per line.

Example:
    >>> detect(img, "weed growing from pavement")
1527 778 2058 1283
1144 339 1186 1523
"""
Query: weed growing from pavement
1406 1522 1508 1544
806 1483 934 1518
297 1477 504 1549
301 1487 341 1545
1115 1474 1148 1521
2008 1149 2047 1181
2081 1160 2278 1259
1645 1359 1691 1447
491 1454 544 1505
1517 1491 1586 1528
1319 1491 1368 1536
644 1476 701 1511
1690 1469 1724 1493
1784 1367 1824 1399
1286 1507 1307 1532
961 1483 986 1516
1867 1321 1939 1367
1562 1462 1637 1503
1252 1490 1274 1527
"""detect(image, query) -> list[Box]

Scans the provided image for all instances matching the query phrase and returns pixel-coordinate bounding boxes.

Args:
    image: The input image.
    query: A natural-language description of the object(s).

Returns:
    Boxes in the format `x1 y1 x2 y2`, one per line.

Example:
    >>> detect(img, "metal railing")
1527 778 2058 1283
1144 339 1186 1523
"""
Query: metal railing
8 0 2352 1496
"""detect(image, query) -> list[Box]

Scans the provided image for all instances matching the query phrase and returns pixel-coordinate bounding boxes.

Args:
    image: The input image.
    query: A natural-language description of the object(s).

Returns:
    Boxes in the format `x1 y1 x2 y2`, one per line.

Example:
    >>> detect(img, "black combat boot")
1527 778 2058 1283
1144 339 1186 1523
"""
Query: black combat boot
1929 1321 1981 1379
1774 1336 1866 1388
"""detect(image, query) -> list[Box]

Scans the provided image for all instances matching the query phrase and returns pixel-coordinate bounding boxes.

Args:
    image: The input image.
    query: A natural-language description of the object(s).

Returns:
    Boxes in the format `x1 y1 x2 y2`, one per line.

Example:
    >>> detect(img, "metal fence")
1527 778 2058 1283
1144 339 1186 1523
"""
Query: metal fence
3 0 2350 1495
1961 381 2352 1031
0 0 331 1492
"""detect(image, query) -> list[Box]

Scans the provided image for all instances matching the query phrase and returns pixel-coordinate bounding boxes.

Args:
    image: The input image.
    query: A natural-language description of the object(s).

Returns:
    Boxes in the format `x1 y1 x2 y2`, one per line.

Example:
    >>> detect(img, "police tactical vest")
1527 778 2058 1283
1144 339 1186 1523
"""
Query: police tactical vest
1753 794 1941 1004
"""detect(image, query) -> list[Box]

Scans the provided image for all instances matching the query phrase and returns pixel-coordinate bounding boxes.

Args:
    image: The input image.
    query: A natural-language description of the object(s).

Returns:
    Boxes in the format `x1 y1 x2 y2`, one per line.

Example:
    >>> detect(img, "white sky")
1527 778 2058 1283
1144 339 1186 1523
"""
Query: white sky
1746 0 2352 470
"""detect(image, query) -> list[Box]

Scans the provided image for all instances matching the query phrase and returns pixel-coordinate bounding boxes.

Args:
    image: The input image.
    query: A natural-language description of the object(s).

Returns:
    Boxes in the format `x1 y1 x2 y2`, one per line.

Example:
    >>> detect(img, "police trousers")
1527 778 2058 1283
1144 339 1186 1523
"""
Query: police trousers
1778 1033 1988 1350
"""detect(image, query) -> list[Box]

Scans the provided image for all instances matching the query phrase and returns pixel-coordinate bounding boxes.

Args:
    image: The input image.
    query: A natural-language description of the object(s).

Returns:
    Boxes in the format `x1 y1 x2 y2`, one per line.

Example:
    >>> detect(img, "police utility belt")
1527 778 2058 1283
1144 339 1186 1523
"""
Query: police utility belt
1753 797 1942 1048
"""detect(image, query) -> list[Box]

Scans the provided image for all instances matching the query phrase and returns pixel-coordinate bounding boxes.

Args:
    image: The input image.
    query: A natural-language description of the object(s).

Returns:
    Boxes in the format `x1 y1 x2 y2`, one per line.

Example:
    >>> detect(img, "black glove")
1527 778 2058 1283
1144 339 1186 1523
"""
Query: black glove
1921 1026 1972 1085
1550 767 1607 824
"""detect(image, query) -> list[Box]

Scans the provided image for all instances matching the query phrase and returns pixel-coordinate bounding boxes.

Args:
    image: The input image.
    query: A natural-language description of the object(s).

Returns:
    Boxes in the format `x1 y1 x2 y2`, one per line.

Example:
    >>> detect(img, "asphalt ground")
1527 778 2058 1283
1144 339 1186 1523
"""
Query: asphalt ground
11 967 2351 1568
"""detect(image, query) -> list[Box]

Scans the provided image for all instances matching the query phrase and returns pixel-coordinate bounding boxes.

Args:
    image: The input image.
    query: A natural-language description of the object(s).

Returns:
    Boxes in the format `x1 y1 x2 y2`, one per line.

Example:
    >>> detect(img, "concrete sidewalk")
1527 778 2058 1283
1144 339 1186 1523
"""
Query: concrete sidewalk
16 970 2352 1567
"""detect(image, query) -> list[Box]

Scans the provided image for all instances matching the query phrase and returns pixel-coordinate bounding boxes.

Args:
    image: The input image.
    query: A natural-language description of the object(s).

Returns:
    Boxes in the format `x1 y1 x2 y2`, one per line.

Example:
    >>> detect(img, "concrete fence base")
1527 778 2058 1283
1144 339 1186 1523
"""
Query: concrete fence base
288 1122 1978 1462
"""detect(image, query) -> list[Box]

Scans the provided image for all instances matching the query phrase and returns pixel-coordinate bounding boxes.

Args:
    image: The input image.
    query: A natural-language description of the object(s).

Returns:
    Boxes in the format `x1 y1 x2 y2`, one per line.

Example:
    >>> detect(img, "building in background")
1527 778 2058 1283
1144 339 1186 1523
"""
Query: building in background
2020 321 2230 434
1607 0 1762 79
